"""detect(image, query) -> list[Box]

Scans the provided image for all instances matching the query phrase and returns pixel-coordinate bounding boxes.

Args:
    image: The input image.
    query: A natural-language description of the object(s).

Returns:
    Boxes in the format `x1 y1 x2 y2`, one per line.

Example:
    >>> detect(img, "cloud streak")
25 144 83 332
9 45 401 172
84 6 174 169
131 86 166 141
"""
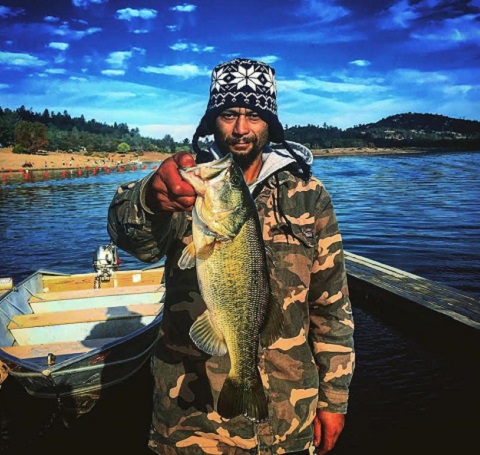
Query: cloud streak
139 64 210 78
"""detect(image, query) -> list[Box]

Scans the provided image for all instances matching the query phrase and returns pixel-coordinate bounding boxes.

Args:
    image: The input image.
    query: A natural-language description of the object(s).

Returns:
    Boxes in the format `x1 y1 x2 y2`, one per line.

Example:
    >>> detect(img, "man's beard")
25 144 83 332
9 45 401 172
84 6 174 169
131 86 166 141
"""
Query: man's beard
216 130 269 171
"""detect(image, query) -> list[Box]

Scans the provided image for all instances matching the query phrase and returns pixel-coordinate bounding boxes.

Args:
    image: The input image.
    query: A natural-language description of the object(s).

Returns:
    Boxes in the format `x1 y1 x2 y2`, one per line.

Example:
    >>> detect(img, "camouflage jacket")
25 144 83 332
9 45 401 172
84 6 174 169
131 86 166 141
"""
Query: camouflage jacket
107 143 355 455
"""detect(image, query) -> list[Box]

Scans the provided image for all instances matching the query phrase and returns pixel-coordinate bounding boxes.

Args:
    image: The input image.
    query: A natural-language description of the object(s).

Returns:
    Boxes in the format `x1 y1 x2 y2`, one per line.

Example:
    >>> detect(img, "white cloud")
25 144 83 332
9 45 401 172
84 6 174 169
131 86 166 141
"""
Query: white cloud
116 8 158 21
296 0 350 23
54 24 102 39
49 42 69 51
0 51 47 68
101 69 126 76
139 64 209 78
0 5 25 18
102 91 137 100
45 69 66 74
167 25 180 32
170 4 197 13
0 83 9 89
411 14 480 48
73 0 108 8
170 43 189 51
253 55 280 64
106 51 133 68
391 68 450 85
350 59 370 67
170 41 215 53
279 75 387 94
379 0 419 30
442 84 473 96
44 16 60 23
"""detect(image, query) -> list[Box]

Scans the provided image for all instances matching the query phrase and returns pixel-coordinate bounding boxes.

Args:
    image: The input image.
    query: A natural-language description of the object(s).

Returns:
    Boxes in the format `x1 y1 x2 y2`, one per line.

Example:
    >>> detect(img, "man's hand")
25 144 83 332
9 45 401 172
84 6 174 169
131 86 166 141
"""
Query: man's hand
146 151 197 212
313 410 345 455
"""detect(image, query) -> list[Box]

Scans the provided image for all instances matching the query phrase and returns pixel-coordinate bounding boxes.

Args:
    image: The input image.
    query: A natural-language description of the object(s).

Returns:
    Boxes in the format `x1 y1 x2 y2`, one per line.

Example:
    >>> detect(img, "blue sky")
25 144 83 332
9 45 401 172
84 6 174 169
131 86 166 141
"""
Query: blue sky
1 0 479 141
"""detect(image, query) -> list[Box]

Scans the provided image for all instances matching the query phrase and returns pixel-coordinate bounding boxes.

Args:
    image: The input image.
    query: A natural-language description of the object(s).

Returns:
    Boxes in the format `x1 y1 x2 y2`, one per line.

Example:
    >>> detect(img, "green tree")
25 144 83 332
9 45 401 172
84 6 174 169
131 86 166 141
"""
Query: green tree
117 142 131 154
0 108 19 146
14 120 48 153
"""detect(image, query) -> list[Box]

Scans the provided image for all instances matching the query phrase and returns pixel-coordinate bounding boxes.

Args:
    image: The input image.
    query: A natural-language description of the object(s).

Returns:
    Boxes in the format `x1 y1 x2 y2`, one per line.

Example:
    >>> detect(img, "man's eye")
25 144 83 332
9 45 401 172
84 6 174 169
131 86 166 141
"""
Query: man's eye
247 114 260 121
221 113 237 120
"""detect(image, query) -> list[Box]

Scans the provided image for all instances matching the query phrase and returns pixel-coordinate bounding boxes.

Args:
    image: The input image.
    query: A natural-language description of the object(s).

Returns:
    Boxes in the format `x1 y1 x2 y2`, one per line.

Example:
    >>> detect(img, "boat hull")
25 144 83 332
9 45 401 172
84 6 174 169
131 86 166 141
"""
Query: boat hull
0 267 165 408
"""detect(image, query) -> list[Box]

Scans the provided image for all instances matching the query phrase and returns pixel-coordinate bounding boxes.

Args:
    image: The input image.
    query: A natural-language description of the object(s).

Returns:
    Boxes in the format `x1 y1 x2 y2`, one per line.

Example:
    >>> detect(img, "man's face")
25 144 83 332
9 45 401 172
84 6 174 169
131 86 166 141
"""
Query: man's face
214 107 269 170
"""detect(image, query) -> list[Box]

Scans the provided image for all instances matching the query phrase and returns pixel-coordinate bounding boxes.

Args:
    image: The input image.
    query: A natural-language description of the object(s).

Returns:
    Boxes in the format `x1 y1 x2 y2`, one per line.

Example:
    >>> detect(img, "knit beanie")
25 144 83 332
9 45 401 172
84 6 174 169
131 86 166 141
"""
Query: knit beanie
192 58 311 179
193 58 284 143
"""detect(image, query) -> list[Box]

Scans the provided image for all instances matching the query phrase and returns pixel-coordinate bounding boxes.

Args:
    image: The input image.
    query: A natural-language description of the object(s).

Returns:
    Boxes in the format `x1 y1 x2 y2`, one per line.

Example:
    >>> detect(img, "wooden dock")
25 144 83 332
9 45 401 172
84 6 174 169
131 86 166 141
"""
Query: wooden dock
345 251 480 350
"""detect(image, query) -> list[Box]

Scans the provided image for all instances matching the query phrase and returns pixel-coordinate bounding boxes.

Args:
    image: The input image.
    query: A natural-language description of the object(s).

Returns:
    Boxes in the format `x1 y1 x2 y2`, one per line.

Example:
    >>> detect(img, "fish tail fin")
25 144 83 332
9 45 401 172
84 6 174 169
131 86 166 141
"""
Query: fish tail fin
217 373 268 423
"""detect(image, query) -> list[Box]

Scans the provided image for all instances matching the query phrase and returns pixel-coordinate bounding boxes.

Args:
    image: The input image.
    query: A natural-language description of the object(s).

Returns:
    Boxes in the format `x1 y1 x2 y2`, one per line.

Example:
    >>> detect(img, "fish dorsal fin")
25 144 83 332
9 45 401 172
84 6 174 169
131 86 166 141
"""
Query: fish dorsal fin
260 293 285 348
190 310 228 356
178 242 197 270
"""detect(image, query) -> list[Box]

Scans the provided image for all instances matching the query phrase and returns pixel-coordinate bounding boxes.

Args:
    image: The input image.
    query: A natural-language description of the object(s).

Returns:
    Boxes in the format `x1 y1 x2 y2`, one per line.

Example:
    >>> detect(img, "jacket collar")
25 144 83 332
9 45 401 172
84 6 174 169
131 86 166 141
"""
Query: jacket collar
205 141 313 192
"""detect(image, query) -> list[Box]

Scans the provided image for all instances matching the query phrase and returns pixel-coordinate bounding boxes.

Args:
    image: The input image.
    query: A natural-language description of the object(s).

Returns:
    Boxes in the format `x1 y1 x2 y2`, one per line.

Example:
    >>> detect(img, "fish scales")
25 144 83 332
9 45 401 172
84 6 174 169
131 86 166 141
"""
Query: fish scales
178 154 284 422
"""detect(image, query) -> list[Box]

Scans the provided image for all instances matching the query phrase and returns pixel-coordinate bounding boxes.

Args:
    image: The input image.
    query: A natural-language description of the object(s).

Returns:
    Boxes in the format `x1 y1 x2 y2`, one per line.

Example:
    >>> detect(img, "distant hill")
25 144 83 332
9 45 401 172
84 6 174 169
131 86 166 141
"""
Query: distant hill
352 113 480 135
285 113 480 149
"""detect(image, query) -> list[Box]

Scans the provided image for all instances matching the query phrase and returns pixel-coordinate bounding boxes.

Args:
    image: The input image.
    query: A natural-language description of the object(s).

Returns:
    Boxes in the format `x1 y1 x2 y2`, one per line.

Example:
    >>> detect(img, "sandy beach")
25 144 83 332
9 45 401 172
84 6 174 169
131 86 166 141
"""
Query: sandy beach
0 146 427 172
0 148 170 171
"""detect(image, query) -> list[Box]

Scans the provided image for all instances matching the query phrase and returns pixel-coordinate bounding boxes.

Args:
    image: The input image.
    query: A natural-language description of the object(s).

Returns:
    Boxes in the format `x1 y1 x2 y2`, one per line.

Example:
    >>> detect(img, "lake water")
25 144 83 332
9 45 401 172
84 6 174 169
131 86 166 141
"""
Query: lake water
0 150 479 454
1 150 478 298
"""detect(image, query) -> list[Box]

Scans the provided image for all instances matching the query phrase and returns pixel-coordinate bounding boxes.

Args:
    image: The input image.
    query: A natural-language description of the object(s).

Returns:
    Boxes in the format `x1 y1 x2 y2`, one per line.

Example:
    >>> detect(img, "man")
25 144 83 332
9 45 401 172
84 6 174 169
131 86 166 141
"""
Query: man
107 58 355 455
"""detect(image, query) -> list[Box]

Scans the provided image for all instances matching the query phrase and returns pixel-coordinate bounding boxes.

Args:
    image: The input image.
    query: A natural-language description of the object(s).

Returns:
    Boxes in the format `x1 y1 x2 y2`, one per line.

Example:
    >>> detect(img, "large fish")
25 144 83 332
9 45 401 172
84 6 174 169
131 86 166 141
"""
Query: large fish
178 153 284 422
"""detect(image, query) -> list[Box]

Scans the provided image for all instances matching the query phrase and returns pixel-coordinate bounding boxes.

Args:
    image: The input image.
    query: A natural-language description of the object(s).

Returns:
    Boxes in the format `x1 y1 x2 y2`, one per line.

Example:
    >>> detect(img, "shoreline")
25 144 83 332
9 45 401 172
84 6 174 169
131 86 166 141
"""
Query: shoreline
0 148 170 172
1 146 475 172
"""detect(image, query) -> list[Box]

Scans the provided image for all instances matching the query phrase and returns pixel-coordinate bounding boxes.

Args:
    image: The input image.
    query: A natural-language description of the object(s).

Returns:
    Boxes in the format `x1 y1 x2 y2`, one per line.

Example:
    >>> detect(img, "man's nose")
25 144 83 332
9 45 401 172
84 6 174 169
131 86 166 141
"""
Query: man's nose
233 115 249 136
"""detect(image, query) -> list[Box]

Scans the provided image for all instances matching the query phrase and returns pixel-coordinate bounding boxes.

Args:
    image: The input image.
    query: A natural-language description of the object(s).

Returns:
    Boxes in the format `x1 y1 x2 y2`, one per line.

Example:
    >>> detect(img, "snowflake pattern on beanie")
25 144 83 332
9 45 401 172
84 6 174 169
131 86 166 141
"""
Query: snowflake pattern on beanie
207 58 278 116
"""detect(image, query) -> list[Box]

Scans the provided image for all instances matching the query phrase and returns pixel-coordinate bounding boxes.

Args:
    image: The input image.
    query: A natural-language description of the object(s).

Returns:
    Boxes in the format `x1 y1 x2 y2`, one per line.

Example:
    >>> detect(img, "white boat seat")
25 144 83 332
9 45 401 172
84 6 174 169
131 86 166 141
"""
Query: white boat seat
1 337 119 359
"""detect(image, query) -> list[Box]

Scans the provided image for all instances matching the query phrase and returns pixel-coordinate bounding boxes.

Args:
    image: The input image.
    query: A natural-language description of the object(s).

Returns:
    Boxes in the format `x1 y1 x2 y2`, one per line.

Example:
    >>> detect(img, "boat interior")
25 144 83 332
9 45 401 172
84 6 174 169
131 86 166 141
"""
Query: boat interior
0 268 165 367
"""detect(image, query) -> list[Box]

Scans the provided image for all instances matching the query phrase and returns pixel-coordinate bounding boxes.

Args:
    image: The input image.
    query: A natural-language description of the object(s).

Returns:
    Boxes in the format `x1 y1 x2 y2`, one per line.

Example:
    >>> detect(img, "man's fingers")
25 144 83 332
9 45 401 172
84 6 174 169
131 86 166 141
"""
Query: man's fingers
174 151 196 169
160 158 196 197
147 152 197 212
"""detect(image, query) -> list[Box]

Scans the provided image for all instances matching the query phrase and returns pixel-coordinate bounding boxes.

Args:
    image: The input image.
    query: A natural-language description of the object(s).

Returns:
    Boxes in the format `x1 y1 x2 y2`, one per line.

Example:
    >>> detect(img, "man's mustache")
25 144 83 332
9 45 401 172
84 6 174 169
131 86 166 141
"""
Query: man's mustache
225 135 256 145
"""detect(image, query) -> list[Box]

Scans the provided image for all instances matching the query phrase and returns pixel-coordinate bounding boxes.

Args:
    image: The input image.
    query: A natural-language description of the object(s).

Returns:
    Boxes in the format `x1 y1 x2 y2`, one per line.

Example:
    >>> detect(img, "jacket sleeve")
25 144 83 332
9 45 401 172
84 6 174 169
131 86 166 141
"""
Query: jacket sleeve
107 171 184 263
308 184 355 414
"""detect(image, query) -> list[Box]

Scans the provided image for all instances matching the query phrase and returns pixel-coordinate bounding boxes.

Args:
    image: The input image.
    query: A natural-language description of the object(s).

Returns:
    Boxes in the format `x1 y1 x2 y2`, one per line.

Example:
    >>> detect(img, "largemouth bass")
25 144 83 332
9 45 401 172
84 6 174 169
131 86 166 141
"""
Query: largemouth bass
178 153 284 422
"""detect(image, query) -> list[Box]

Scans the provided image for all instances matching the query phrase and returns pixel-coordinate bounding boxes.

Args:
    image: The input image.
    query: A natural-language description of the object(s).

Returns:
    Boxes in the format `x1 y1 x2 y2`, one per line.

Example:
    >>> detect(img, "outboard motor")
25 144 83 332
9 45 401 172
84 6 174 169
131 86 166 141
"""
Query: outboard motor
93 243 119 288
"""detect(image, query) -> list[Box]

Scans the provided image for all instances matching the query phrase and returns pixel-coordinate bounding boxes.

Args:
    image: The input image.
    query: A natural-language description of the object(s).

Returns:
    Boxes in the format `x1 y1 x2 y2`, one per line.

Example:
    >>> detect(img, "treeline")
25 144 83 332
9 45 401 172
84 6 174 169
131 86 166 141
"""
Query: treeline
0 106 193 155
1 106 479 154
285 113 480 149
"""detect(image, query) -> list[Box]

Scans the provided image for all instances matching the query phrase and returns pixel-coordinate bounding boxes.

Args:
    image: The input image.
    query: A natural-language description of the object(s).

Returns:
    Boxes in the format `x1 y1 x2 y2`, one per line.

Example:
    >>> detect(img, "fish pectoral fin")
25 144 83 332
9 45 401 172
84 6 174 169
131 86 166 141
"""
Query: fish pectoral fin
189 310 227 356
195 238 216 260
260 293 285 348
178 242 197 269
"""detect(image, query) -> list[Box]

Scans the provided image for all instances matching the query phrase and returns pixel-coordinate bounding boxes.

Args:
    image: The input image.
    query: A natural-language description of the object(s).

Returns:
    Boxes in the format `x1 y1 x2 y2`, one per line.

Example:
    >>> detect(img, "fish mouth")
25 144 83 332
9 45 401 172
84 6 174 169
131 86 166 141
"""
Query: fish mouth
179 154 234 195
181 153 232 171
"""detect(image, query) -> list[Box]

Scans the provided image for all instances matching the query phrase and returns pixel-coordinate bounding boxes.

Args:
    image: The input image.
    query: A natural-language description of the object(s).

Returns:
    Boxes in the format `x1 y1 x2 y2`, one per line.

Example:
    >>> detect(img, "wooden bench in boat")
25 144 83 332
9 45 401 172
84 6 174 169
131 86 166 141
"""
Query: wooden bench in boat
1 337 118 359
29 284 165 313
7 303 163 346
41 268 165 293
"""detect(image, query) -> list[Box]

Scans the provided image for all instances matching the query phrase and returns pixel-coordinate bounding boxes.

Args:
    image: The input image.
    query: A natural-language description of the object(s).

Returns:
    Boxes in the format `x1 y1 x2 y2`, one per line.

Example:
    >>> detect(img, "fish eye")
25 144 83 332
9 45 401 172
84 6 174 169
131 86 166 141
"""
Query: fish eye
230 173 241 186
